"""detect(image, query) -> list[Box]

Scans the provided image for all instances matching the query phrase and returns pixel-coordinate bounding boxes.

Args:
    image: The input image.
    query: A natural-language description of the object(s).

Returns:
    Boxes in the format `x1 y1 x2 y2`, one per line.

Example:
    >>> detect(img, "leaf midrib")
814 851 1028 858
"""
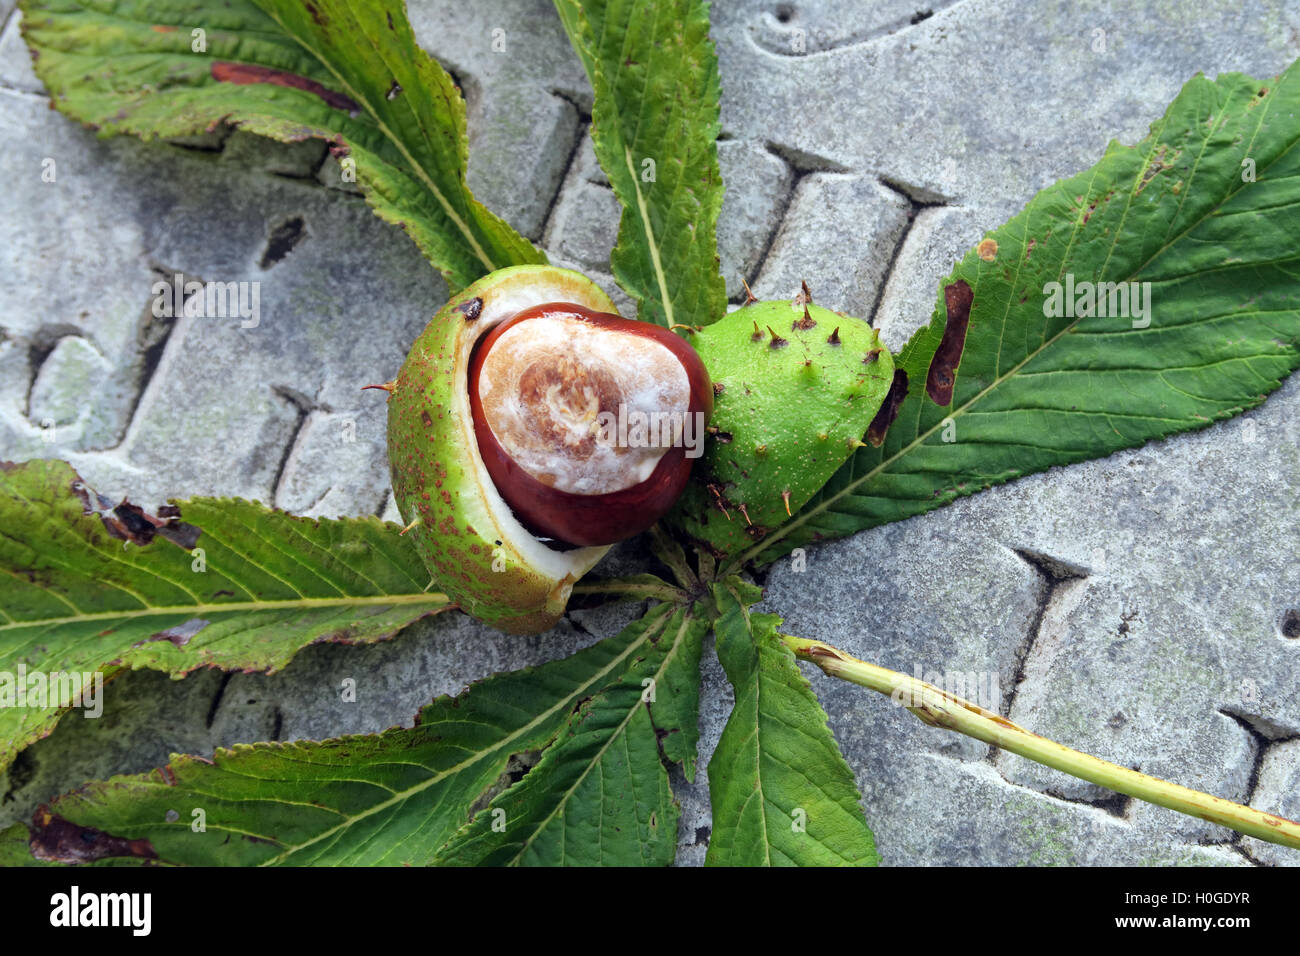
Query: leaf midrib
733 592 772 866
0 591 452 633
577 1 678 326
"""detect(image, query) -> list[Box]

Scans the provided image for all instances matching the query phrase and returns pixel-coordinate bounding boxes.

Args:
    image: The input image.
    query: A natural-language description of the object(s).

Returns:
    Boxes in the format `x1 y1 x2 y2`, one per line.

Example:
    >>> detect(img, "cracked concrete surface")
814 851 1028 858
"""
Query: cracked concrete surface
1 0 1298 866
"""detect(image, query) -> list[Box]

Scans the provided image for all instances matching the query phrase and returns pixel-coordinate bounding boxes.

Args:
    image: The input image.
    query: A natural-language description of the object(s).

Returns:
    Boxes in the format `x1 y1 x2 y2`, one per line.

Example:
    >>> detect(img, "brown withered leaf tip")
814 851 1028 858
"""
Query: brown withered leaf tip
210 62 360 113
867 369 909 446
455 296 484 321
29 808 158 864
926 279 973 406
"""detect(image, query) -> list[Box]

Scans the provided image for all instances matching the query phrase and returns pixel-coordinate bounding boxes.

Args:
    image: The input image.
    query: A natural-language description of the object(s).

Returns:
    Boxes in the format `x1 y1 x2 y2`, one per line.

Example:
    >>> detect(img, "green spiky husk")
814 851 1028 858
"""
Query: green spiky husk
669 300 895 556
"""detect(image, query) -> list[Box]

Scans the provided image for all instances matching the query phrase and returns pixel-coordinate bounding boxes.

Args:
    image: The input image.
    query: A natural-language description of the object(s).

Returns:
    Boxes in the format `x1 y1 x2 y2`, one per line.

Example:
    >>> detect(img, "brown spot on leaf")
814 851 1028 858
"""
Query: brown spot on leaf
866 369 909 446
925 279 973 406
211 62 359 113
84 487 201 550
151 24 178 32
977 238 998 261
142 618 210 648
29 808 158 864
1136 145 1170 194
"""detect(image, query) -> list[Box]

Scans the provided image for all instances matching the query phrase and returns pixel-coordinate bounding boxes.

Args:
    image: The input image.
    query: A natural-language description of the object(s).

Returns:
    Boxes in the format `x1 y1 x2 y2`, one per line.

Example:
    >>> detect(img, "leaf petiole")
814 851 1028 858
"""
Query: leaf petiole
782 634 1300 852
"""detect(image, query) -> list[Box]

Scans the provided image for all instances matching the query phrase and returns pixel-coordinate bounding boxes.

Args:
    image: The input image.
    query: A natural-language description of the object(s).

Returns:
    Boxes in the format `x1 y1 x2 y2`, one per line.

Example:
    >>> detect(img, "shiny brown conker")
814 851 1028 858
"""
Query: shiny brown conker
468 302 713 547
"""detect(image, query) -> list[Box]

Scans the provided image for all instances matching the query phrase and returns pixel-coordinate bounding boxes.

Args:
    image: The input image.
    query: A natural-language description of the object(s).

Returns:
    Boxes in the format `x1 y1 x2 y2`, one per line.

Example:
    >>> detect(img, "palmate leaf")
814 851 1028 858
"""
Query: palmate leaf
19 0 543 290
6 602 695 865
0 459 451 772
742 62 1300 566
705 583 877 866
554 0 727 327
433 603 708 865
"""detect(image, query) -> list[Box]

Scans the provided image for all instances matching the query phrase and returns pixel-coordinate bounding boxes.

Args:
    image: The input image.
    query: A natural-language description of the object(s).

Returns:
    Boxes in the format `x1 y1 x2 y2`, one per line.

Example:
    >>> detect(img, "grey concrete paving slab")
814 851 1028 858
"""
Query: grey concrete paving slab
0 0 1296 866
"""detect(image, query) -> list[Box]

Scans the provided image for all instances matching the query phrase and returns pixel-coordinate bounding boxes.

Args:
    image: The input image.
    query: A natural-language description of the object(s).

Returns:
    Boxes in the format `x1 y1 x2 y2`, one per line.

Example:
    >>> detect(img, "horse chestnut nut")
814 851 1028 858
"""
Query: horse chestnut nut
383 265 710 635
